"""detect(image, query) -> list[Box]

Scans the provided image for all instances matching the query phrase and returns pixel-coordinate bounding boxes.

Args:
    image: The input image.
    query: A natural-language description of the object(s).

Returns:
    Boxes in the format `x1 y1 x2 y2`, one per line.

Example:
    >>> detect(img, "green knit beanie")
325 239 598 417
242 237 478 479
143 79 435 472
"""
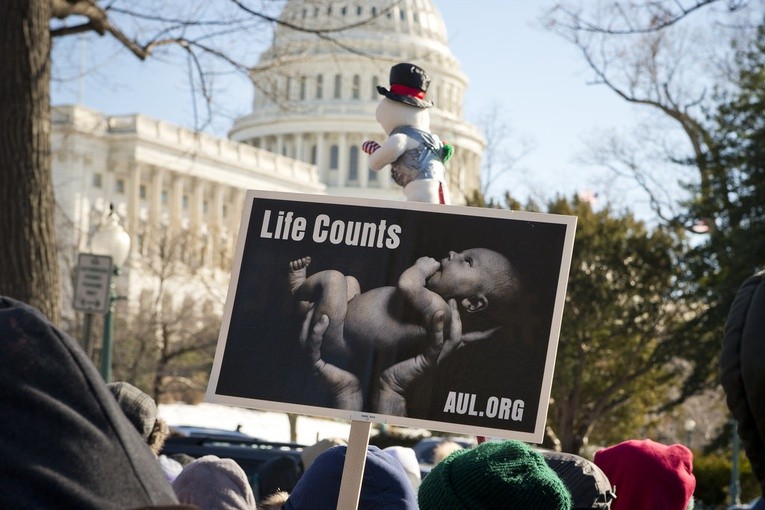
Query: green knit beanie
418 440 572 510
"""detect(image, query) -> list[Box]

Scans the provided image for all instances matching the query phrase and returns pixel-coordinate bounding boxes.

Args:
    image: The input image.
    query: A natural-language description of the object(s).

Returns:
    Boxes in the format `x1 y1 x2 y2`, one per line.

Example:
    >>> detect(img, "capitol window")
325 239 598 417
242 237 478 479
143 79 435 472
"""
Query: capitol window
352 75 360 99
92 173 103 188
330 144 339 169
115 178 125 194
348 146 359 181
316 74 323 99
334 74 342 99
300 77 306 100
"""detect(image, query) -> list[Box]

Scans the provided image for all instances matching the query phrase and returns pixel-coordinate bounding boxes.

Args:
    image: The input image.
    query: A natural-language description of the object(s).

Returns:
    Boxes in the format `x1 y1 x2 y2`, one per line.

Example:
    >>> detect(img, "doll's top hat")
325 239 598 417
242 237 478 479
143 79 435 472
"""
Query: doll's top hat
377 63 433 108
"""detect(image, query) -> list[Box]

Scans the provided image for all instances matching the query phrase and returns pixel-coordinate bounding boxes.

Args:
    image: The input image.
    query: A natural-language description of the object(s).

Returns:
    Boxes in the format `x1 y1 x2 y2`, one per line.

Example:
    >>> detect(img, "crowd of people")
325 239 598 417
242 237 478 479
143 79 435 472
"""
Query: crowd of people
1 267 763 509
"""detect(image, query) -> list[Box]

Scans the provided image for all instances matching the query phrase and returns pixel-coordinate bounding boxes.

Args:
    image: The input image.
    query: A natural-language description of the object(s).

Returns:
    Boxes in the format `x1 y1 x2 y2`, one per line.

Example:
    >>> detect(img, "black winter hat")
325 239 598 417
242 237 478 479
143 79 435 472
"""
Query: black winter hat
377 62 434 108
541 450 617 509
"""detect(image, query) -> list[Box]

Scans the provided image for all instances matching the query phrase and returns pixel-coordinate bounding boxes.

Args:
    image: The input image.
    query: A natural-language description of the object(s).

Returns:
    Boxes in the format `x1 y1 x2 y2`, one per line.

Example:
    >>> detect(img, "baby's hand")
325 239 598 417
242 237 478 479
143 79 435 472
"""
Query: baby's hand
414 256 440 277
362 140 381 154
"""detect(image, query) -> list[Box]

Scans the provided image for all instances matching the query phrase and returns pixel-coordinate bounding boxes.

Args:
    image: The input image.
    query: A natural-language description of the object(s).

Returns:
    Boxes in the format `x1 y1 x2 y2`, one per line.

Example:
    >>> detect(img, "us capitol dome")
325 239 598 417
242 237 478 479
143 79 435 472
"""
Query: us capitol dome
229 0 485 203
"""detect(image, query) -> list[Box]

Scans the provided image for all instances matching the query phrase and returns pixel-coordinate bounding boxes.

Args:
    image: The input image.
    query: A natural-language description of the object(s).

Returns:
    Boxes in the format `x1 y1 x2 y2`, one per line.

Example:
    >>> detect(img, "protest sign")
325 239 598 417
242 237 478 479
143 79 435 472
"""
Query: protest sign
207 191 576 442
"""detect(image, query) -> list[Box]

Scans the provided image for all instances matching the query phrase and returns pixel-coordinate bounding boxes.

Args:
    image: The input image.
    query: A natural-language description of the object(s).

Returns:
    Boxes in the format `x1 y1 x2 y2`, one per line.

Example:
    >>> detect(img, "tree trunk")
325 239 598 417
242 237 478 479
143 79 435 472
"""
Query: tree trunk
0 0 60 323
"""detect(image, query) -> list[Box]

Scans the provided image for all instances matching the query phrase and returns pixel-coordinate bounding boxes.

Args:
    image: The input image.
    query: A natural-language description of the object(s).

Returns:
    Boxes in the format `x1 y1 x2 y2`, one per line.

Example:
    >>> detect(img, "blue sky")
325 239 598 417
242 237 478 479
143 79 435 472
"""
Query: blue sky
51 1 644 208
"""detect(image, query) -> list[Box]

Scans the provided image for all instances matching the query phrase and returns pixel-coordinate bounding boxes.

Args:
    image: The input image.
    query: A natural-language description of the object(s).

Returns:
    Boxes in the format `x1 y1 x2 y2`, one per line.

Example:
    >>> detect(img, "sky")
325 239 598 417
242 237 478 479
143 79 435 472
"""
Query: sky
50 1 645 209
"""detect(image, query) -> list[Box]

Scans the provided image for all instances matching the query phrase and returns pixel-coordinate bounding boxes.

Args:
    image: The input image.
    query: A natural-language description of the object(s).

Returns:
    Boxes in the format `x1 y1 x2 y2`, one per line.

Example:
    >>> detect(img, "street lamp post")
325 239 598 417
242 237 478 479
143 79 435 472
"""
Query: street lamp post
684 418 697 449
90 204 131 383
730 419 741 506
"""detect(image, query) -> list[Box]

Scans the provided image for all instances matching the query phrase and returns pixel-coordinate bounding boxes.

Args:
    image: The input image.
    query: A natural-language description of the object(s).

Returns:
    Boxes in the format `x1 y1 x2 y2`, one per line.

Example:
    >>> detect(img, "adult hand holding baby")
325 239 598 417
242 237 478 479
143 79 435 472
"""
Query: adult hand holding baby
300 308 363 411
374 300 465 415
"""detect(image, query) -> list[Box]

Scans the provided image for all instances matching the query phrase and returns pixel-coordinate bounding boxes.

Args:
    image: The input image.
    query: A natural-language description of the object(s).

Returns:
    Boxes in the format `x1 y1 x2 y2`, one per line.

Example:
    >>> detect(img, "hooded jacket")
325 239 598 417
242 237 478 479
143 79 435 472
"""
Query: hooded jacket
0 296 178 509
721 269 765 497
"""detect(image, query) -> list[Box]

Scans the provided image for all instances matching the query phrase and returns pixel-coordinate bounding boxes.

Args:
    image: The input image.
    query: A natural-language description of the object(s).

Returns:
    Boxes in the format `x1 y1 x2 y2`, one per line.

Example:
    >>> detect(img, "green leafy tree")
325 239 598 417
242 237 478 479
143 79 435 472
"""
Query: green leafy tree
528 195 690 453
543 1 762 406
681 25 765 384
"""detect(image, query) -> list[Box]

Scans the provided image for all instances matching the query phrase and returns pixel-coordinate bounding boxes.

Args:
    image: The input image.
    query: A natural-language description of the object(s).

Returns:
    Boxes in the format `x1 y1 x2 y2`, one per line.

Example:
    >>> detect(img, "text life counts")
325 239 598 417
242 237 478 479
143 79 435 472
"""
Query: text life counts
259 209 402 249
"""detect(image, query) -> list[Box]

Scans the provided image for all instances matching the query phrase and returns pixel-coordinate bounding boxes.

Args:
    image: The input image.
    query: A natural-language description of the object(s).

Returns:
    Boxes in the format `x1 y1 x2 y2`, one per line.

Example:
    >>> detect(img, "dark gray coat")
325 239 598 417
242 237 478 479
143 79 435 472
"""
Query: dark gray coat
721 269 765 496
0 297 179 509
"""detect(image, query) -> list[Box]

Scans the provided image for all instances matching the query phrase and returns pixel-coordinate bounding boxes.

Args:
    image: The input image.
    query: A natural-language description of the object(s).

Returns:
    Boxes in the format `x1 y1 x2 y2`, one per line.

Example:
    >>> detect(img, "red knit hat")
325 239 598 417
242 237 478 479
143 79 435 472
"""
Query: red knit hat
593 439 695 510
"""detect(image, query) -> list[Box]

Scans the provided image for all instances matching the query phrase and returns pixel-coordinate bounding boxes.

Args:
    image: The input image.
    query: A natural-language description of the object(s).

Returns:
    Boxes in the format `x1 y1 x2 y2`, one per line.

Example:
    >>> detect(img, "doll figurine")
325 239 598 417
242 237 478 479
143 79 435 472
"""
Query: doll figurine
362 63 453 204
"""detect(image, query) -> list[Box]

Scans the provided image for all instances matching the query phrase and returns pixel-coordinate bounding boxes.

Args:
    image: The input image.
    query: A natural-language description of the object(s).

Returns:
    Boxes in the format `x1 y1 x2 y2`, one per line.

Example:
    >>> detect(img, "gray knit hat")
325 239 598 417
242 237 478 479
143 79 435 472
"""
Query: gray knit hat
107 381 157 441
418 440 572 510
172 455 256 509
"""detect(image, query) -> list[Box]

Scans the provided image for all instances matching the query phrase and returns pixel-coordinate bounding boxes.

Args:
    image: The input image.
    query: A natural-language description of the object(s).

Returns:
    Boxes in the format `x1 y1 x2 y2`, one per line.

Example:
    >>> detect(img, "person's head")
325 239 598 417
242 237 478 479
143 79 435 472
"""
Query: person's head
108 381 169 455
172 455 256 509
300 437 347 471
383 445 422 490
257 454 302 501
426 248 521 322
284 445 418 510
541 450 616 509
418 440 572 510
431 440 465 465
593 439 695 510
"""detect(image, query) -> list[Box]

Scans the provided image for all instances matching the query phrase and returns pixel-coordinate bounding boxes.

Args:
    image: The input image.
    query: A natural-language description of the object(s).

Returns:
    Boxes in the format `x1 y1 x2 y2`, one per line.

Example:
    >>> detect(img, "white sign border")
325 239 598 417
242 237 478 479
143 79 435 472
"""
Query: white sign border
206 191 577 443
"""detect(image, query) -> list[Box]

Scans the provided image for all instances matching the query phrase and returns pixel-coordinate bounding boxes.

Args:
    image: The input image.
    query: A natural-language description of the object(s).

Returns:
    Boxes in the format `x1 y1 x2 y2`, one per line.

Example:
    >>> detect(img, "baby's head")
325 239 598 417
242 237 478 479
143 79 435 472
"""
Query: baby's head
426 248 520 324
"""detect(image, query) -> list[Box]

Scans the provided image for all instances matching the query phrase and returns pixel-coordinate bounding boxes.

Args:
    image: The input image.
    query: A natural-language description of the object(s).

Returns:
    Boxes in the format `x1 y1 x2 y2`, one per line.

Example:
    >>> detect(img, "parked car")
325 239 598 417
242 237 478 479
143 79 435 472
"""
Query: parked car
161 430 306 501
413 436 476 477
168 425 255 440
413 436 475 465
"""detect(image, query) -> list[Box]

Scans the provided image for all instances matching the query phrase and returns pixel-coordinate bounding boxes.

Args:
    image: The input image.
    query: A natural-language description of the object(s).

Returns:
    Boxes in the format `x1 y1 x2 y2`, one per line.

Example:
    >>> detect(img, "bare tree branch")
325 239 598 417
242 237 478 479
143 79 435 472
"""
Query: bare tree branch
545 0 748 35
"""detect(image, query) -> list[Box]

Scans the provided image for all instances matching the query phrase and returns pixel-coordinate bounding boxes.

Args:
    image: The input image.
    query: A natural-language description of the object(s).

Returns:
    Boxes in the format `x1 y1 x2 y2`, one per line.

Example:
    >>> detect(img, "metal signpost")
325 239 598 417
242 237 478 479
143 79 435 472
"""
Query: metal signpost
73 253 113 315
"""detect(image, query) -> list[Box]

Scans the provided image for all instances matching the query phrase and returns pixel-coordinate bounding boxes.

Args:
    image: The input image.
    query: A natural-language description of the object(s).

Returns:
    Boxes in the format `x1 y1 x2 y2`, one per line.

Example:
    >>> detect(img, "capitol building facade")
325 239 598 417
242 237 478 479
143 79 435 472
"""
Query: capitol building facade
52 0 484 320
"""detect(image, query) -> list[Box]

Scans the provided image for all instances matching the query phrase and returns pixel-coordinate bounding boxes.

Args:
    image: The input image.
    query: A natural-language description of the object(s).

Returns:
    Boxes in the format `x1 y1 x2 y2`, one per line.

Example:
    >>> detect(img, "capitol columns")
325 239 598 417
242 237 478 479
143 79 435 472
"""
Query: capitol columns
169 174 184 233
189 177 205 267
149 166 165 237
295 133 305 163
316 133 328 181
338 133 349 186
210 183 225 269
127 161 142 243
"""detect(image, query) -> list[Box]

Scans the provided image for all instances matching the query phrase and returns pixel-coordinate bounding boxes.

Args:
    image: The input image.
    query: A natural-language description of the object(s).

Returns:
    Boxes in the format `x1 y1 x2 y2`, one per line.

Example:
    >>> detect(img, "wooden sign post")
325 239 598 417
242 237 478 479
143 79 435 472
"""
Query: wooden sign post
336 420 373 510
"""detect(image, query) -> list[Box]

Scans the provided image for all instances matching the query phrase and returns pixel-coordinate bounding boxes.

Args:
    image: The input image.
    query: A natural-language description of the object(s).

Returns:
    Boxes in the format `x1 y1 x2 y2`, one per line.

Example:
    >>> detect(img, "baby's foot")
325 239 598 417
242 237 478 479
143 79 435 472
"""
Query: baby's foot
288 256 312 293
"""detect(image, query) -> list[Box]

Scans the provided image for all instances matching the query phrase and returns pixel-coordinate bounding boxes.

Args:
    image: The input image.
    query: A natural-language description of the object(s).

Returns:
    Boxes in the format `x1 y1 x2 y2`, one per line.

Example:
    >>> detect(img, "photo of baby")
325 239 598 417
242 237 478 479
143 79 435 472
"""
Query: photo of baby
207 191 576 441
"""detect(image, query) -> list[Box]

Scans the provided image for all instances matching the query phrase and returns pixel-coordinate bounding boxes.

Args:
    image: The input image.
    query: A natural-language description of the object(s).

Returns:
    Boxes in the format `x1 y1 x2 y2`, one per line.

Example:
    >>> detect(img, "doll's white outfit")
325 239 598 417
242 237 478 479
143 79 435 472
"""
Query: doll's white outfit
389 126 450 205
